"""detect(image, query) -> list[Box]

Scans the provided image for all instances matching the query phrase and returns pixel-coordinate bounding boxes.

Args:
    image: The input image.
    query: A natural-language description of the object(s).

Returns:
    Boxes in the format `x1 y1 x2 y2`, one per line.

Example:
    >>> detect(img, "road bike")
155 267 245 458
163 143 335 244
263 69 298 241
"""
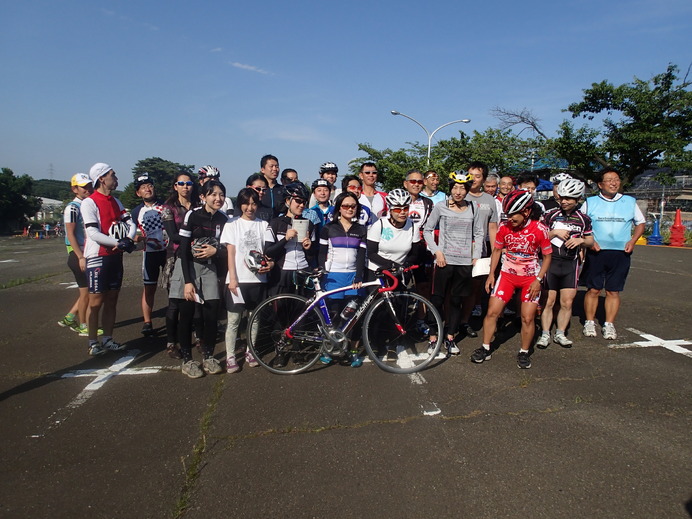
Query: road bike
246 267 444 375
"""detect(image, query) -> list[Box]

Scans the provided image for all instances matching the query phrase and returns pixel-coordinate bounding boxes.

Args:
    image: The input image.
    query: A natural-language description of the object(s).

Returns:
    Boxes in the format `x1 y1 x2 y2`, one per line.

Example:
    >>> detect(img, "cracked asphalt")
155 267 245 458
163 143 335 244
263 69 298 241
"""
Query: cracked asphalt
0 237 690 518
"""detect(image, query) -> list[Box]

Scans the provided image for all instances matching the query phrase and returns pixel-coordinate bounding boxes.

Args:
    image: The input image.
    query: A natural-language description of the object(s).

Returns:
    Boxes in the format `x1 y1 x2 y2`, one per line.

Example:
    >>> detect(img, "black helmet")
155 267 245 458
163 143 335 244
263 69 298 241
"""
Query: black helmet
311 178 333 191
283 182 310 201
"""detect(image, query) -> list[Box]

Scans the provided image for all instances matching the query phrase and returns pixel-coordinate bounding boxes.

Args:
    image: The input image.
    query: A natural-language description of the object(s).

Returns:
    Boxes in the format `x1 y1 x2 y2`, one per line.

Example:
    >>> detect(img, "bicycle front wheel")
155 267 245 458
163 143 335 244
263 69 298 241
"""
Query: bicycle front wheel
246 294 325 375
362 292 443 374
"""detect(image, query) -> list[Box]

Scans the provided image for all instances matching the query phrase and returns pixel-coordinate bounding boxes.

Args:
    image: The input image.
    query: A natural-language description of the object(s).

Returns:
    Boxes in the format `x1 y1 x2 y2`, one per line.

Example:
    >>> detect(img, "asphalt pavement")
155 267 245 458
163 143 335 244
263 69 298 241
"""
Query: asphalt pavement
0 237 690 518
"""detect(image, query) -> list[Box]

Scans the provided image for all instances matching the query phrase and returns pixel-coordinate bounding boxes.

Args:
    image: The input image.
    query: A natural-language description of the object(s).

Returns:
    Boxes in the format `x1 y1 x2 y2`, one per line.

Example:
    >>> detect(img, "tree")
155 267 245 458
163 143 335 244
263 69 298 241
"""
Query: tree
0 168 42 233
120 157 194 208
566 63 692 184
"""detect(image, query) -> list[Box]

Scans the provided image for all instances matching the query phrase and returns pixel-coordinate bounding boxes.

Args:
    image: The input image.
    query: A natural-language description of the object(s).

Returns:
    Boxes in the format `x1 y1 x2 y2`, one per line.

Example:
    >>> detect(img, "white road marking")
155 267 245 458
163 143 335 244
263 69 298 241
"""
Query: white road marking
32 350 177 437
0 259 19 263
609 329 692 358
59 282 79 289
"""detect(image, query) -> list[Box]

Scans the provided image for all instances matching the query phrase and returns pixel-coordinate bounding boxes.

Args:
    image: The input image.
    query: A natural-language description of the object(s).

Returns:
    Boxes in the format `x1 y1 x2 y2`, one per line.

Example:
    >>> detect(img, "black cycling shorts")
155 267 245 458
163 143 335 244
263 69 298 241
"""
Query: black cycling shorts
545 257 579 291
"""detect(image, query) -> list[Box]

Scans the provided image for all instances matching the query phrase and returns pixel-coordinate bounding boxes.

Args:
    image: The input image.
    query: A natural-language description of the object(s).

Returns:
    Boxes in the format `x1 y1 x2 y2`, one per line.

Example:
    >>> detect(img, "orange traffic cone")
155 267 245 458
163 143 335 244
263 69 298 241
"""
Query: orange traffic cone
669 209 685 247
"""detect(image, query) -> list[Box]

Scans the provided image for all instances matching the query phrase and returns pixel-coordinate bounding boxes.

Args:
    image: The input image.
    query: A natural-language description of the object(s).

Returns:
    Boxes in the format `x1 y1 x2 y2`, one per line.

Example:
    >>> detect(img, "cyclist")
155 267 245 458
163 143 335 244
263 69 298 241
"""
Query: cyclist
303 178 333 242
198 165 234 215
471 190 552 369
131 174 167 337
420 170 446 205
244 173 275 222
259 154 285 218
326 175 375 227
265 182 317 296
536 178 594 348
358 162 388 218
161 172 200 358
309 162 340 206
318 191 367 367
423 172 484 355
169 180 228 378
57 173 94 335
81 163 136 356
220 187 276 374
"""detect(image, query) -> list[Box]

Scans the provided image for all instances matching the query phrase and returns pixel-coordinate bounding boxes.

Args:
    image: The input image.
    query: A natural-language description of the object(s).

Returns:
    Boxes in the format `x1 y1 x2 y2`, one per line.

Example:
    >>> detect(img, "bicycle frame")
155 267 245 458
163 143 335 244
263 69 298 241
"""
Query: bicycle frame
284 270 404 341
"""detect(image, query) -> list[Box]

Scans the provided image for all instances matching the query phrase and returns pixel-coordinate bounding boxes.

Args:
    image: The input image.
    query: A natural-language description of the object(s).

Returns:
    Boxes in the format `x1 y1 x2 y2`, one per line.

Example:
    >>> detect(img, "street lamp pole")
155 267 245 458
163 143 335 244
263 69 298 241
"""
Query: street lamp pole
390 110 471 167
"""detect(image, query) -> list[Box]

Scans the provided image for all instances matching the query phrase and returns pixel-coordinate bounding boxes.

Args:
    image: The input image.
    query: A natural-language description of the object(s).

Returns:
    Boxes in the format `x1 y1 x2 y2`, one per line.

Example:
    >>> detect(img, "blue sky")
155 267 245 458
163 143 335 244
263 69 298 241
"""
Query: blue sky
1 0 690 196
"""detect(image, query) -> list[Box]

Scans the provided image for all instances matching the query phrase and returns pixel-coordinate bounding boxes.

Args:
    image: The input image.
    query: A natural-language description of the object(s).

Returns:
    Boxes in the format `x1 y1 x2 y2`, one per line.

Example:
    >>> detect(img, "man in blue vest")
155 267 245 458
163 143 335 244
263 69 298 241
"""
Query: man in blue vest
581 168 645 340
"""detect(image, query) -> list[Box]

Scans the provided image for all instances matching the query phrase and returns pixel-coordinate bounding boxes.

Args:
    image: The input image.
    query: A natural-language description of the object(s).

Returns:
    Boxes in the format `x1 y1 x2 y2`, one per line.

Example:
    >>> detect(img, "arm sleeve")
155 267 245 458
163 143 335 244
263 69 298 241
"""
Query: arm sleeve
423 205 441 255
81 198 118 248
179 210 194 284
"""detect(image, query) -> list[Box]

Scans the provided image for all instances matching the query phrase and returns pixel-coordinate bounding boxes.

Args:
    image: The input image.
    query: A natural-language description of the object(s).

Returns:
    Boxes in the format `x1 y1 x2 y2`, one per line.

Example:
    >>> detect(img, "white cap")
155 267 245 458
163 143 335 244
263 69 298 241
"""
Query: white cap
89 163 112 184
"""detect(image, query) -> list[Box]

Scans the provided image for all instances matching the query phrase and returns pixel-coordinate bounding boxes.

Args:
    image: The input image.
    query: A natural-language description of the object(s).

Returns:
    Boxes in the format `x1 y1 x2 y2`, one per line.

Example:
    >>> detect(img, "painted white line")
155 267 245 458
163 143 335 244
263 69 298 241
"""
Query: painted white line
422 403 442 416
608 329 692 358
0 259 18 263
59 282 79 289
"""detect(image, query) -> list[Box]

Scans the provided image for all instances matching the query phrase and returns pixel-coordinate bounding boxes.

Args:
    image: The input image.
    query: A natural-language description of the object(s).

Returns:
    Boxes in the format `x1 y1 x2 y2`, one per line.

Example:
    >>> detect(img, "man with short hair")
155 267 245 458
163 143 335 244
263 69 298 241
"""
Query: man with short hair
80 163 136 356
304 178 333 241
581 169 645 340
463 161 499 327
309 162 340 206
420 170 446 205
484 174 499 196
496 175 515 223
131 174 167 336
358 162 387 218
260 154 285 218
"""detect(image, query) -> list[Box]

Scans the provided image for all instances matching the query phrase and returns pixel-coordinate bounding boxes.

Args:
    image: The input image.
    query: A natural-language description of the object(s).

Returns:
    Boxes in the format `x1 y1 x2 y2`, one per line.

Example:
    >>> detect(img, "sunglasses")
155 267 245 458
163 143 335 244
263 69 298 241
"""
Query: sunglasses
176 181 193 186
406 179 424 185
292 198 307 206
253 186 268 193
341 204 357 210
390 206 409 213
362 171 378 175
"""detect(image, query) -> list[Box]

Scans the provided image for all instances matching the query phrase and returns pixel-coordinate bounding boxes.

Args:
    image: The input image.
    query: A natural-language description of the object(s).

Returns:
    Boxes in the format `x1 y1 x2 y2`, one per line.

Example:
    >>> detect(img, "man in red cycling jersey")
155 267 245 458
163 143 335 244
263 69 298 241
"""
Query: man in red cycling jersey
81 163 137 356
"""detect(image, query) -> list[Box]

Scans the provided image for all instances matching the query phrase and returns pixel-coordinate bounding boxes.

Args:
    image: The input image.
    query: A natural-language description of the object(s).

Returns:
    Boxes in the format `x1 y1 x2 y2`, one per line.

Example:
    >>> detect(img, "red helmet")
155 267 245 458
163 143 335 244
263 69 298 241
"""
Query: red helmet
502 189 534 215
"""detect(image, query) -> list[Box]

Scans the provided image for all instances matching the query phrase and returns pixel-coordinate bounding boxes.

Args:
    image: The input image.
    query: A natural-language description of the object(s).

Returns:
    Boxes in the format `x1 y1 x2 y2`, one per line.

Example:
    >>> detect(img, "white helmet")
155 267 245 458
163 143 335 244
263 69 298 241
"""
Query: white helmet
108 221 129 240
557 178 585 199
550 172 572 185
244 250 267 273
385 188 411 207
198 165 220 178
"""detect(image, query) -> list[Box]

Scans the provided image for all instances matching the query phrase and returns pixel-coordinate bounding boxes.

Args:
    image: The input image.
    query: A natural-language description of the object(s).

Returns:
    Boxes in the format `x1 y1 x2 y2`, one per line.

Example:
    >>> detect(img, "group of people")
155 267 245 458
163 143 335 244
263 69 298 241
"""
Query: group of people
57 156 645 376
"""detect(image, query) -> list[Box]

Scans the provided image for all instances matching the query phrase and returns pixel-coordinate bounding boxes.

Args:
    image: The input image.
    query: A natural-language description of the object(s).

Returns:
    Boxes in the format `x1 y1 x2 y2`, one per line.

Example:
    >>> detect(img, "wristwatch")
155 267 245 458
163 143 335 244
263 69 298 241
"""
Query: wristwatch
536 276 543 282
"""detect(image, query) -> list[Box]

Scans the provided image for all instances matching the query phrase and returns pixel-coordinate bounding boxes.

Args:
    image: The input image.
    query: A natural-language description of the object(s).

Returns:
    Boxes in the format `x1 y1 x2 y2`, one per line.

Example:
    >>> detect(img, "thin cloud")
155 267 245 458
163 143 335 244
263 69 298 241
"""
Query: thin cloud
240 119 325 143
228 61 272 75
210 48 223 53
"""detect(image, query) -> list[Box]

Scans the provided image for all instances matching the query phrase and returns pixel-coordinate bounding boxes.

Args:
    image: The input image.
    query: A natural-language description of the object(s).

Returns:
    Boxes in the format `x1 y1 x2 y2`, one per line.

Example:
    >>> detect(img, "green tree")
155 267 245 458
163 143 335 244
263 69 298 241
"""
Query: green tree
0 168 42 233
566 63 692 184
121 157 194 208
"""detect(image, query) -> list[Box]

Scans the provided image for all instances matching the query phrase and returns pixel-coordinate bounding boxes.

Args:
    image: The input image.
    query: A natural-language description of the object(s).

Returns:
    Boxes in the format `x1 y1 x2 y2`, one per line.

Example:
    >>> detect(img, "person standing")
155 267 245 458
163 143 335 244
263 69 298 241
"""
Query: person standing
309 162 340 206
80 163 136 356
131 174 167 336
260 154 285 218
581 169 645 340
358 161 387 218
198 165 234 215
57 173 95 335
484 174 499 196
420 170 447 205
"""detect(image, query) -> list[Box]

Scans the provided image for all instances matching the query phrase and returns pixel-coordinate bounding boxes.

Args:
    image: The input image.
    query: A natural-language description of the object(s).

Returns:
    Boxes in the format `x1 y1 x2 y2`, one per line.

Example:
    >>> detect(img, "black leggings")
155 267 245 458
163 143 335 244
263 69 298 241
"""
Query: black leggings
166 299 204 344
177 298 220 361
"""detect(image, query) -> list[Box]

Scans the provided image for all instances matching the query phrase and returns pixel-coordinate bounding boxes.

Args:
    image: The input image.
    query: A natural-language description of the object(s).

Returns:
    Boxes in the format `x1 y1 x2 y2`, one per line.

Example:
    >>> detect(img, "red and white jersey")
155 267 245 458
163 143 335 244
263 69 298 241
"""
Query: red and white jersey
81 191 135 258
494 219 551 277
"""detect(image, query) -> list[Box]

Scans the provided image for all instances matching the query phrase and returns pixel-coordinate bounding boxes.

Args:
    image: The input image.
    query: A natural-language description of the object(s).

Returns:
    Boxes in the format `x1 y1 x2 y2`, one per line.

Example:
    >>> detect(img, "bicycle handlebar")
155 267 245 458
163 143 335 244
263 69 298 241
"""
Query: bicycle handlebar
378 265 419 293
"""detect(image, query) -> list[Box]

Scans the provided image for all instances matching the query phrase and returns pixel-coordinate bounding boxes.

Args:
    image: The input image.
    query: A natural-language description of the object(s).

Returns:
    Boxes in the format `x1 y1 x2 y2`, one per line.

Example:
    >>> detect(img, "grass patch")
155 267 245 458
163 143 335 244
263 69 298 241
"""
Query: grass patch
0 272 60 289
172 377 226 518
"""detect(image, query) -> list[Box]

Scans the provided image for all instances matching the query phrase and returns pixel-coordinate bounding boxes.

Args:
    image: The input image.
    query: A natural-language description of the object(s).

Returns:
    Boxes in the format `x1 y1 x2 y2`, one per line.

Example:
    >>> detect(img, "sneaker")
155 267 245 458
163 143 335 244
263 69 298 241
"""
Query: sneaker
274 352 288 368
583 321 597 337
536 333 550 349
386 348 398 361
101 338 126 351
471 305 482 317
553 333 573 348
78 324 104 337
226 356 240 374
415 319 430 336
141 322 154 336
166 342 182 359
245 350 259 367
517 351 532 369
182 360 204 379
427 340 436 356
350 352 363 368
602 323 617 340
471 347 492 363
202 357 223 374
446 339 460 355
319 354 332 365
463 324 478 338
88 342 106 356
58 316 79 331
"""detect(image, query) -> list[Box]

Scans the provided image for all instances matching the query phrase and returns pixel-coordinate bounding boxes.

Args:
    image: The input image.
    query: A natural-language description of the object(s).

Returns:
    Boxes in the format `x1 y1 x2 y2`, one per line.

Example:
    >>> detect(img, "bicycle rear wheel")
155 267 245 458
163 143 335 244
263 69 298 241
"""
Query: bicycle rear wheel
246 294 325 375
362 292 443 374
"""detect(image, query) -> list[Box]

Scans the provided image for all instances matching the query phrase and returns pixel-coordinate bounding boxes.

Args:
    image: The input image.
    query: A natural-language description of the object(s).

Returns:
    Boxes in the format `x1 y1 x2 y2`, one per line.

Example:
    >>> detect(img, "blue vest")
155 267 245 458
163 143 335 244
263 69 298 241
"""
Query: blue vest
585 194 638 251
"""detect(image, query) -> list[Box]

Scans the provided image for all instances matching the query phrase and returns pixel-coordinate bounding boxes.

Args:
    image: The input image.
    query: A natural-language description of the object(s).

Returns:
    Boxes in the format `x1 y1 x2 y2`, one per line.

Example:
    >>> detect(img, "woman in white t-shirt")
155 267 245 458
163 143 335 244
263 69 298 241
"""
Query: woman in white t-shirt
220 188 276 373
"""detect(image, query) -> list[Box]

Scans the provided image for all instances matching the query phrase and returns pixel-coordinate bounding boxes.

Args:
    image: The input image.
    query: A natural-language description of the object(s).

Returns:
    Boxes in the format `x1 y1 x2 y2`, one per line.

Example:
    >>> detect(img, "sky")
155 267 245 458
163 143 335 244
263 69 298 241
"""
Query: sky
1 0 690 196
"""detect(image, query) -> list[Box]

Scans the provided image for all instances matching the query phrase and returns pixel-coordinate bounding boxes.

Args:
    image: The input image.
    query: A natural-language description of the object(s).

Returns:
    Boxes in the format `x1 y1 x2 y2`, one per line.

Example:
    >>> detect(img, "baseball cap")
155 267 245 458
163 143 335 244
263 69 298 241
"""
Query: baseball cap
71 173 92 187
89 163 112 184
134 173 154 189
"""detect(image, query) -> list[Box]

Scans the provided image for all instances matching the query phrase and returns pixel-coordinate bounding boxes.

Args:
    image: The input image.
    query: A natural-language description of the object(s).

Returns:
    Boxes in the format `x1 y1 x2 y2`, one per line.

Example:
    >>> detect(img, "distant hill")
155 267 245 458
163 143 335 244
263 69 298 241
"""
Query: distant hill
32 178 122 202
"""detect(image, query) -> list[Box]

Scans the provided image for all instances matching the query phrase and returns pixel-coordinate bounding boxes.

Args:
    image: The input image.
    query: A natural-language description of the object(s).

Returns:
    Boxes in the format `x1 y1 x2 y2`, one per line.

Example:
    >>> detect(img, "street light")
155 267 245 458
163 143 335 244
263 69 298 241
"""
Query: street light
391 110 471 166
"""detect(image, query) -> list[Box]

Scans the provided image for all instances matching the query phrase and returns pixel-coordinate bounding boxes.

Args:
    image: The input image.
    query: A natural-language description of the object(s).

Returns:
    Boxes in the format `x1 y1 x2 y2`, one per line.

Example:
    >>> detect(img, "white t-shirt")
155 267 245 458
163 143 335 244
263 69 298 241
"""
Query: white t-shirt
220 217 275 284
367 217 419 271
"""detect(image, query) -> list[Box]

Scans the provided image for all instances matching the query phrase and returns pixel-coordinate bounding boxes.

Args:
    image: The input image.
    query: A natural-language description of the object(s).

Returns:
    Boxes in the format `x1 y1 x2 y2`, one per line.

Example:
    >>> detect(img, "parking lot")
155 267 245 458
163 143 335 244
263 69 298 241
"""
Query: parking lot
0 237 690 518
